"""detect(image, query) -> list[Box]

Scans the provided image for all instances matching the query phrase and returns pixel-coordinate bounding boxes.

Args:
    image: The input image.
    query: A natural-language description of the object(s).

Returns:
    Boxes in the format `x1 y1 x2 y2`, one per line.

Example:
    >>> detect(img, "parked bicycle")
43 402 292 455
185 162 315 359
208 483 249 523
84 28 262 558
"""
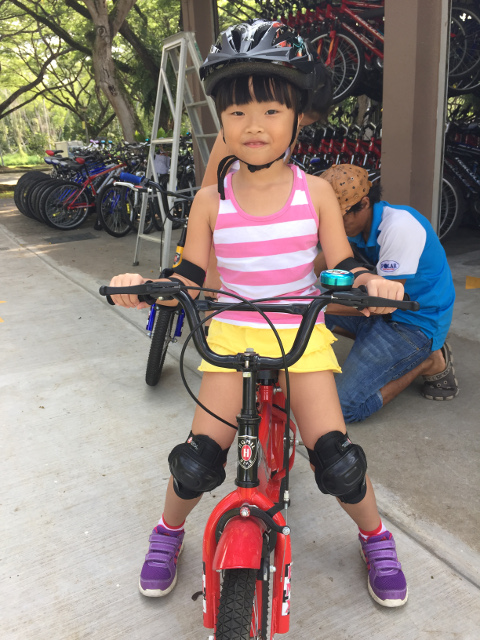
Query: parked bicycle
442 119 480 234
100 270 418 639
13 142 147 230
263 1 480 101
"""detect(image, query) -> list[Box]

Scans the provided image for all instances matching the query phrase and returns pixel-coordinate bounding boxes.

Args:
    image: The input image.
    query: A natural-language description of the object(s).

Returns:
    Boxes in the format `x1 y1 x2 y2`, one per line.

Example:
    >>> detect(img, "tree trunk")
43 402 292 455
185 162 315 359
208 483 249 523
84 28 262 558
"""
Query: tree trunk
83 0 139 142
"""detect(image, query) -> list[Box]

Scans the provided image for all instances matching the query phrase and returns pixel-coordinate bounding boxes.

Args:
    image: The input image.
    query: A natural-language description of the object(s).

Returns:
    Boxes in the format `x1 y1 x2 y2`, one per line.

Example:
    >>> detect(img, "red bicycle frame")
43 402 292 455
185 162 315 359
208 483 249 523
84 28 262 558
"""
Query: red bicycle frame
322 1 384 65
202 378 296 638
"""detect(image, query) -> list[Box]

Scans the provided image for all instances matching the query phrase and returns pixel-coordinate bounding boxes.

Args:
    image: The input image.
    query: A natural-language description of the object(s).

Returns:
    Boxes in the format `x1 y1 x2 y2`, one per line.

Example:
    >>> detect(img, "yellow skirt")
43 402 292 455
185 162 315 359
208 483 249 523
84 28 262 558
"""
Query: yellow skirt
198 320 341 374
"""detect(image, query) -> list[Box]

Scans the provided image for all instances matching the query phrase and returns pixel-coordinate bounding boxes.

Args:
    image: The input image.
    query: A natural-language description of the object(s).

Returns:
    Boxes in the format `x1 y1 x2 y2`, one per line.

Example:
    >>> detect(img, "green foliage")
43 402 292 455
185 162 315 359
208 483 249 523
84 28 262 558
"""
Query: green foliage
27 132 50 155
217 0 263 30
0 0 183 148
2 151 44 167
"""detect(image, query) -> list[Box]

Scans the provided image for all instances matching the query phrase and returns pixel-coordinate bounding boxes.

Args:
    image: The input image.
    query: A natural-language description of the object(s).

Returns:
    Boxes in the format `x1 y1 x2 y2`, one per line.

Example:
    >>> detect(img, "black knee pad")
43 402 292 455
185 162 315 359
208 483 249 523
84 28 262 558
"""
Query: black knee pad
168 432 228 500
307 431 367 504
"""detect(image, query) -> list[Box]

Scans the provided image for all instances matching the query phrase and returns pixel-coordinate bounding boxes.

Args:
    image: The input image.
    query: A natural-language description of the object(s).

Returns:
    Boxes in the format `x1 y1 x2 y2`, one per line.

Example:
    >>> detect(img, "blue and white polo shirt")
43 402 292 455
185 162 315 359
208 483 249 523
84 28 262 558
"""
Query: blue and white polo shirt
349 201 455 351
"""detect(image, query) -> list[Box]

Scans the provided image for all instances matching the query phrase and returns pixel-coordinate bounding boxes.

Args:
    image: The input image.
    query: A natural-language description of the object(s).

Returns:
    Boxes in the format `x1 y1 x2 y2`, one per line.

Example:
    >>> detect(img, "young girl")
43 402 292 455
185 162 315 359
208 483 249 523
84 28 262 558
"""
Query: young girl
109 21 408 608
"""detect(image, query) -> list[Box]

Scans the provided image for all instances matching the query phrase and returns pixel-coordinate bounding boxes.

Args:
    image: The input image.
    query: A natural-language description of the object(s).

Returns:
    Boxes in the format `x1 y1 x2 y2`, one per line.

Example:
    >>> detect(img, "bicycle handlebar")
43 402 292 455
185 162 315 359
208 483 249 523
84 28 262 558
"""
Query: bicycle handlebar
117 172 194 202
114 172 193 223
99 282 420 372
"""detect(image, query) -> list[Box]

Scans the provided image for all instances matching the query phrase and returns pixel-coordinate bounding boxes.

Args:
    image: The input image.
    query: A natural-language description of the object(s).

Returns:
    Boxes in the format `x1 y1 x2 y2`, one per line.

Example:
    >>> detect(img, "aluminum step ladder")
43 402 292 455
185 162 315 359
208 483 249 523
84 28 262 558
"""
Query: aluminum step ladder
133 31 220 269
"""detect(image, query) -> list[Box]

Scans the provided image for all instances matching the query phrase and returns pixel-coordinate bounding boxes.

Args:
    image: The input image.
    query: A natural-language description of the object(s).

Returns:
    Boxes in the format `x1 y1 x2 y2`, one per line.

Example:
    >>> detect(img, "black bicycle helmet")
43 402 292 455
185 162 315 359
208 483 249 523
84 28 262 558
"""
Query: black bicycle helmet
200 20 317 199
200 20 315 97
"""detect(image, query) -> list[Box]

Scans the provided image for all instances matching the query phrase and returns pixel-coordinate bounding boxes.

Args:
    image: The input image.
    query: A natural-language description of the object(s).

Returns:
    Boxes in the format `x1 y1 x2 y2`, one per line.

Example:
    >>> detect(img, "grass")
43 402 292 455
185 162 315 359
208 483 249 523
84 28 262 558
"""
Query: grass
1 152 44 169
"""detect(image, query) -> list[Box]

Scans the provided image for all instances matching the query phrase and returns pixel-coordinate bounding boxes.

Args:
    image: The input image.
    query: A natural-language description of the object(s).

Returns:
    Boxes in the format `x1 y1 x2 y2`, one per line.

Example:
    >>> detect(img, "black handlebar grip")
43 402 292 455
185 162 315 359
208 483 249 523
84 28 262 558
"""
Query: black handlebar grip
356 286 419 311
99 285 157 306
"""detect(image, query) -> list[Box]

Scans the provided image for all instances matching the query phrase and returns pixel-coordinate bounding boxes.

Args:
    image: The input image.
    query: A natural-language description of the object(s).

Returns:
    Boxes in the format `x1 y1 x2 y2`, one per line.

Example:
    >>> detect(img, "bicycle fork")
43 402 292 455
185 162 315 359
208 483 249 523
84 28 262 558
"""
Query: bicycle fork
145 221 188 337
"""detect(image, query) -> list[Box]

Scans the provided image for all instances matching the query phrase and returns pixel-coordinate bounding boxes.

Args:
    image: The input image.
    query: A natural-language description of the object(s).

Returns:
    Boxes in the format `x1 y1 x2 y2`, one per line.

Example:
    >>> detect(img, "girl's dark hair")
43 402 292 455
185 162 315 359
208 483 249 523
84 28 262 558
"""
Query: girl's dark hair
348 181 383 213
214 74 308 117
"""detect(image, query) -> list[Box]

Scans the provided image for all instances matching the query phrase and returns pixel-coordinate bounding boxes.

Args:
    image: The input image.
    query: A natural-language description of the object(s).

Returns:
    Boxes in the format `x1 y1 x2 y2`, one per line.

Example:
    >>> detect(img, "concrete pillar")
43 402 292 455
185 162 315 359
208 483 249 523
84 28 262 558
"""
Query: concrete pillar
381 0 451 231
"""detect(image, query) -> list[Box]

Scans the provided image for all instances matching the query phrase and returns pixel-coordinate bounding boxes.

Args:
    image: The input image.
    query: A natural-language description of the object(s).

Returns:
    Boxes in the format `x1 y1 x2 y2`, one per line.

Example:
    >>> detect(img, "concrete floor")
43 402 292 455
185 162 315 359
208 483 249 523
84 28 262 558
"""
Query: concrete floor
1 194 480 639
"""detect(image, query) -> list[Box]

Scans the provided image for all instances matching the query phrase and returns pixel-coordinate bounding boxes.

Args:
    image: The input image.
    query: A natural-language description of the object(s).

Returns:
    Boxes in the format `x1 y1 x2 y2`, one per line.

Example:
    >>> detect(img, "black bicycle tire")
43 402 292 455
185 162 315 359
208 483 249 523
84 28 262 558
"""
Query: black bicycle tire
27 178 58 222
17 173 51 219
145 307 176 386
449 6 480 80
38 180 78 224
449 13 468 77
151 196 165 231
312 31 364 104
43 182 91 230
19 177 47 220
131 197 156 235
448 65 480 95
216 569 258 640
440 173 466 241
14 171 50 216
96 184 133 238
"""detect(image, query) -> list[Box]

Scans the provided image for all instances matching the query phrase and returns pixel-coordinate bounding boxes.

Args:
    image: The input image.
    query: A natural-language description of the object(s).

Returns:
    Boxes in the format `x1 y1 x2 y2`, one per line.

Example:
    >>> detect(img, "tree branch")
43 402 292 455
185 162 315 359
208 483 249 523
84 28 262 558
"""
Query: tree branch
9 0 91 56
0 49 71 117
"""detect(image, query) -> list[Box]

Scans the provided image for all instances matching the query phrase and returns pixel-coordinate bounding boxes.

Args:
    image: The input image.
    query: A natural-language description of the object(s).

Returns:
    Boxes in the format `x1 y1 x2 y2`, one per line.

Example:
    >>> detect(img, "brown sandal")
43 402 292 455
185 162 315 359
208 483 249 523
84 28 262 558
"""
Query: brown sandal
421 342 459 401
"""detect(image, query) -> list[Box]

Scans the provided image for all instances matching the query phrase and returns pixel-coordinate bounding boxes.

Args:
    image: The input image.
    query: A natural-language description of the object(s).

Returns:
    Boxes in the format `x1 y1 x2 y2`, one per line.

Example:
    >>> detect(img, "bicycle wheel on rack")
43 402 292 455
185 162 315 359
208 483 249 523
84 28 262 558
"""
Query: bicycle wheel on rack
216 568 270 640
43 181 91 229
439 173 466 242
16 172 52 219
312 32 364 104
131 197 156 235
26 177 56 221
96 183 133 237
449 5 480 80
145 307 176 386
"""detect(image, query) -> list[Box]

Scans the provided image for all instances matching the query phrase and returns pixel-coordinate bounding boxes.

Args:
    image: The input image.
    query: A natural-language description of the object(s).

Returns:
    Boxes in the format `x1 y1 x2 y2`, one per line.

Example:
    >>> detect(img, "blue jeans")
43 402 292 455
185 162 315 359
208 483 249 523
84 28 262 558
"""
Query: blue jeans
325 314 433 423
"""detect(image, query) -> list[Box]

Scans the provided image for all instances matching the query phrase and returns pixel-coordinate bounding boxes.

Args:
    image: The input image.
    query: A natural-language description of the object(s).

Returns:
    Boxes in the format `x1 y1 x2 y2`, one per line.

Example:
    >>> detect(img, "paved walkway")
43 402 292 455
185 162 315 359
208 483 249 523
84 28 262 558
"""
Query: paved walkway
1 196 480 639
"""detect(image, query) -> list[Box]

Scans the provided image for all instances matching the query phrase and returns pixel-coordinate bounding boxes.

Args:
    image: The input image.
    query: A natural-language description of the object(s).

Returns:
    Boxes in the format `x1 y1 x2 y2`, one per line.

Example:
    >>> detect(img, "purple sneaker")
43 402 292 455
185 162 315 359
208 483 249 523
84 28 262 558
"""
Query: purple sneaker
139 525 185 597
359 531 408 607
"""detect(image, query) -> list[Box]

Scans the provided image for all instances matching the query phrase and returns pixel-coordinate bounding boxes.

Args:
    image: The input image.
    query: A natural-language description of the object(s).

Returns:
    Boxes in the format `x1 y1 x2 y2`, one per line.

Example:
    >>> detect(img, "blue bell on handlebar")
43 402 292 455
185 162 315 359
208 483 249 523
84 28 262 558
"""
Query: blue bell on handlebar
320 269 354 290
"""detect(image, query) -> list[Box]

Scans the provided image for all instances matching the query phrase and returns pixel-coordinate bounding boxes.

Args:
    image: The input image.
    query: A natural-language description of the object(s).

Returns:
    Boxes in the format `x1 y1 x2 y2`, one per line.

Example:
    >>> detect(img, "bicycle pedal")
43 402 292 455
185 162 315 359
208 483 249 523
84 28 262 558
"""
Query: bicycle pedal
296 439 304 446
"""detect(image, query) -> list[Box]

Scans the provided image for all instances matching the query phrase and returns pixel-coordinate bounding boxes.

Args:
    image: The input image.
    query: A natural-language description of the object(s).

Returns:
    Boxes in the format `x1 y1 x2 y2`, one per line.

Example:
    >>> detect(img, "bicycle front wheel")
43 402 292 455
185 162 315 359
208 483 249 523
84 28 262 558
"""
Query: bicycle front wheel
145 307 176 386
312 32 364 103
216 569 267 640
96 184 133 237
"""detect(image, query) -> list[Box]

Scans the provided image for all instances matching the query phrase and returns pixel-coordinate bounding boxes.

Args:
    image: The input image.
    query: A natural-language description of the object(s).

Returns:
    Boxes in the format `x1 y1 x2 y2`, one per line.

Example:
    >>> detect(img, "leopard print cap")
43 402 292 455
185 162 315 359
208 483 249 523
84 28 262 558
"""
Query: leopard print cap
320 164 372 213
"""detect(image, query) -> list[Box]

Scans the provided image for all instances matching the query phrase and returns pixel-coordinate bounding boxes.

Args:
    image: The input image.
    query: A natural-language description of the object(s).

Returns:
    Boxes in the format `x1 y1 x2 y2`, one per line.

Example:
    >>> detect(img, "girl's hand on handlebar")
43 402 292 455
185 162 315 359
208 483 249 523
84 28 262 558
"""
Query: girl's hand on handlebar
361 276 404 316
109 273 150 310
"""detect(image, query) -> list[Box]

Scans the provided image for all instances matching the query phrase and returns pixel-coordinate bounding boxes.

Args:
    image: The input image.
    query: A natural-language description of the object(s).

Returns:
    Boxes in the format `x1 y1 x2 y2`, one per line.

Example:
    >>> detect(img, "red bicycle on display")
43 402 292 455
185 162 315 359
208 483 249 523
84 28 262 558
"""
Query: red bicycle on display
276 0 480 102
100 272 418 639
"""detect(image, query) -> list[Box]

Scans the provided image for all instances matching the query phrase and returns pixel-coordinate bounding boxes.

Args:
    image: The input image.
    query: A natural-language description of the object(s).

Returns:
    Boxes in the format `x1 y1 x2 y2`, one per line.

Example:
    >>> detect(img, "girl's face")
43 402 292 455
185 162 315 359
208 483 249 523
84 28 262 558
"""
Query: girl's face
221 98 300 167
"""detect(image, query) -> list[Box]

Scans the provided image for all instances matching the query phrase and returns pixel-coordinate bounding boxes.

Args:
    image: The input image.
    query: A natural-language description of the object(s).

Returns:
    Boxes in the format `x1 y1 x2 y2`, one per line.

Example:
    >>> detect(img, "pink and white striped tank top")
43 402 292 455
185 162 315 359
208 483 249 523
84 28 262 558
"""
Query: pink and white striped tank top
213 164 323 329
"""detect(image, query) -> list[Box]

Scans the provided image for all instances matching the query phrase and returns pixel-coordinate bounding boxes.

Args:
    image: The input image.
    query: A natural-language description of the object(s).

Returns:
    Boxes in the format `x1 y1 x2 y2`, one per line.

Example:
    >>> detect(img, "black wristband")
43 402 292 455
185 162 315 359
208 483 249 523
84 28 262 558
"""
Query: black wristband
335 257 371 271
353 268 374 281
162 259 206 286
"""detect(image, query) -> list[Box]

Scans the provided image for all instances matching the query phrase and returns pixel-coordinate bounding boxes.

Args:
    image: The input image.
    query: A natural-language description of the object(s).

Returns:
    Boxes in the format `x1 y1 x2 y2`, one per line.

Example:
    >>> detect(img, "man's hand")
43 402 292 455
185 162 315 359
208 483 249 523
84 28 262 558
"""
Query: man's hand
361 276 404 316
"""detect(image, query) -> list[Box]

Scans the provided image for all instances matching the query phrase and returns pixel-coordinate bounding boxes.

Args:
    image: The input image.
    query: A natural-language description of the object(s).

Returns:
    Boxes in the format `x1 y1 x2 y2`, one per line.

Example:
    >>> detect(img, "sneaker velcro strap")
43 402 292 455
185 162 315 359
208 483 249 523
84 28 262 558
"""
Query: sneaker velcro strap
364 540 402 571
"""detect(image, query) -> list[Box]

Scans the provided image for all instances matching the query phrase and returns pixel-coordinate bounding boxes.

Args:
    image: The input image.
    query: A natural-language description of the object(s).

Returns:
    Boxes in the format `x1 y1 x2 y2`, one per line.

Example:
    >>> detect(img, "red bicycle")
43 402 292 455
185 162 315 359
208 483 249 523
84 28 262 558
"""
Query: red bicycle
100 271 418 638
283 1 480 102
42 156 129 230
306 0 385 103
